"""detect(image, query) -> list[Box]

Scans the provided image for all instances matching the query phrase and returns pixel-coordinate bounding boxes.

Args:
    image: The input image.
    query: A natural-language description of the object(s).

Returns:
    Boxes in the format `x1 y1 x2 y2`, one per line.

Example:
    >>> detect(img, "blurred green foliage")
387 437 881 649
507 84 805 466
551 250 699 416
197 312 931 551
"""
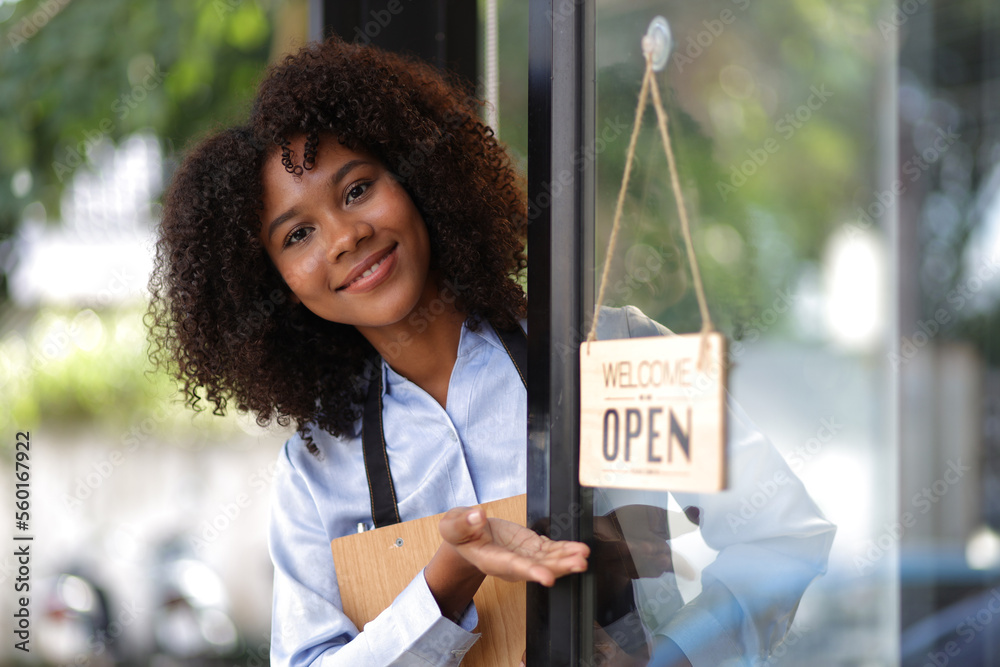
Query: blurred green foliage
592 0 889 338
0 0 276 300
0 306 256 440
0 0 287 435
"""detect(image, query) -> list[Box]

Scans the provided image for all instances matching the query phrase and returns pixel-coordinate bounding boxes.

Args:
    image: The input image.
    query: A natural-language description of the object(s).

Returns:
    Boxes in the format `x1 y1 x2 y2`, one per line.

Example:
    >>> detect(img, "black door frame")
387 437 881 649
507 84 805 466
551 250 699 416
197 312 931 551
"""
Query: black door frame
526 0 595 662
308 0 478 86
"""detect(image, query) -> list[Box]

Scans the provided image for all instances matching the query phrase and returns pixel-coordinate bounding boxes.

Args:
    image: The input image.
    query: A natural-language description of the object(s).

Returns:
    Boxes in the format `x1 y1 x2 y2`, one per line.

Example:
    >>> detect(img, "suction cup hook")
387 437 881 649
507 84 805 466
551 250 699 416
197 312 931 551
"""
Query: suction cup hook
642 16 673 72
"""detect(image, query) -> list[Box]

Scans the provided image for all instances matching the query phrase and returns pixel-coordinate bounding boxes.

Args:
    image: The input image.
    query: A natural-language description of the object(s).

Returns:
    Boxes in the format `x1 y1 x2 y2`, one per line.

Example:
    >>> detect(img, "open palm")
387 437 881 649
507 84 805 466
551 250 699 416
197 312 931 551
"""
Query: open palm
439 507 590 587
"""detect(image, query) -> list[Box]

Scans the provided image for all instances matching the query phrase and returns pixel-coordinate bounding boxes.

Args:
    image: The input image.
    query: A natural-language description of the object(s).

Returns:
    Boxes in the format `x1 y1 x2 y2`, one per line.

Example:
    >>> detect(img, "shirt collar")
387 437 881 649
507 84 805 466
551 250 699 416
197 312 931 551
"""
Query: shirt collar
379 318 519 397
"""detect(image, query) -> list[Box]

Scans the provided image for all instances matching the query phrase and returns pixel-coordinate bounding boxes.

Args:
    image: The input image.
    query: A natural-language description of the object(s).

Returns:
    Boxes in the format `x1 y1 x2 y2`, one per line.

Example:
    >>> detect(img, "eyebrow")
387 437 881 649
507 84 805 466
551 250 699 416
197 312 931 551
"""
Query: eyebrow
265 159 374 240
266 208 299 241
334 159 371 186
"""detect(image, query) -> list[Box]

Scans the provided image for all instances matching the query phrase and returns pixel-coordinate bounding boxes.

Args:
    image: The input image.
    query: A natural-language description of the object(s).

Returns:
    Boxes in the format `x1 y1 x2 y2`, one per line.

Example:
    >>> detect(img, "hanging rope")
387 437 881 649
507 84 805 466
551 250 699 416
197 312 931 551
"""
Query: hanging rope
586 45 715 368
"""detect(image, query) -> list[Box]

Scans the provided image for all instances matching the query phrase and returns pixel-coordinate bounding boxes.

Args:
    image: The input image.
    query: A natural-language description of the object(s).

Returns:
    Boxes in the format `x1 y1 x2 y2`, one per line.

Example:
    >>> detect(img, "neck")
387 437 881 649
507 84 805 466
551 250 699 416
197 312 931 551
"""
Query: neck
355 275 466 408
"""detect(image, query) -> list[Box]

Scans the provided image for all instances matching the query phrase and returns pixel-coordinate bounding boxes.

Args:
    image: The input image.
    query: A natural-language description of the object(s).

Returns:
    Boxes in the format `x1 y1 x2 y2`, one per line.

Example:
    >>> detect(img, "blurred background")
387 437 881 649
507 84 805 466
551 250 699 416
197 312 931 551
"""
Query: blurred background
0 0 998 665
0 2 305 665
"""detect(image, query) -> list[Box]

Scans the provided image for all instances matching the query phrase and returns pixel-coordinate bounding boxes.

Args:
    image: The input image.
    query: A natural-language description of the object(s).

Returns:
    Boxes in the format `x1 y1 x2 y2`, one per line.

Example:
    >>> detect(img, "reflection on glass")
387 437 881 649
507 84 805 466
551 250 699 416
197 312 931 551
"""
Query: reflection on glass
589 397 836 666
592 0 895 664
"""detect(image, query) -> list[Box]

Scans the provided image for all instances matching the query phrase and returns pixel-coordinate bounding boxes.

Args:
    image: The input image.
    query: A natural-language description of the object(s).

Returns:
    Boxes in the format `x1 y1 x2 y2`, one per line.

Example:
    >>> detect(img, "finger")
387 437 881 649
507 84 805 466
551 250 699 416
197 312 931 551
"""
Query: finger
551 553 589 575
540 540 590 560
531 552 589 577
477 547 559 586
526 550 589 581
542 544 590 565
529 564 556 587
439 506 487 545
497 554 585 586
563 541 590 558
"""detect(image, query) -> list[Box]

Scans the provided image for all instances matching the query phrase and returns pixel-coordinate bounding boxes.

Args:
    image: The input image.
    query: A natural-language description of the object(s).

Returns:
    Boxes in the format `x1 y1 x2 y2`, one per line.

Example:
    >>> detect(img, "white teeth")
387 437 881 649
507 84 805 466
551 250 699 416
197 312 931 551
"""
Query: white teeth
351 258 383 285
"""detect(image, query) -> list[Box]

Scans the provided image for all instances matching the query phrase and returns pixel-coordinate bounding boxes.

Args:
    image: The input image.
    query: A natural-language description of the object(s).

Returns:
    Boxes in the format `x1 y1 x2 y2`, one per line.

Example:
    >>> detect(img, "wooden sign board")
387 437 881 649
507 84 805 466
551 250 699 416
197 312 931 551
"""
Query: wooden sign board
331 495 526 667
579 333 728 492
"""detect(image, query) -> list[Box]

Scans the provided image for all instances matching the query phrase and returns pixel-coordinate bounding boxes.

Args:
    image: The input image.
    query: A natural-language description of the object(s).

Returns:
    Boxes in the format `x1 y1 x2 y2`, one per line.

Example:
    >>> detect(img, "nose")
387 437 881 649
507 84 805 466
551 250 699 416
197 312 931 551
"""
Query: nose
323 216 373 263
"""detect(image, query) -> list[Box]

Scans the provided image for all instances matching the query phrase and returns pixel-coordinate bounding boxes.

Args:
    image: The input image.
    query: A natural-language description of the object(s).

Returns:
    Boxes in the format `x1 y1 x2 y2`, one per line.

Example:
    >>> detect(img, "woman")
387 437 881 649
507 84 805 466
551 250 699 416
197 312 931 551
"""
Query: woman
148 37 589 665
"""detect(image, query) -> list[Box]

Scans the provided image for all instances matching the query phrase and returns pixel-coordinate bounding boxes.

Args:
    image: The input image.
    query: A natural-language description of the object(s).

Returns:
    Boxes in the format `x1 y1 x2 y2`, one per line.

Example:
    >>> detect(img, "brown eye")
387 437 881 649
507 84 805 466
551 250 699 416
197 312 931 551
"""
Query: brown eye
345 182 370 204
283 226 312 248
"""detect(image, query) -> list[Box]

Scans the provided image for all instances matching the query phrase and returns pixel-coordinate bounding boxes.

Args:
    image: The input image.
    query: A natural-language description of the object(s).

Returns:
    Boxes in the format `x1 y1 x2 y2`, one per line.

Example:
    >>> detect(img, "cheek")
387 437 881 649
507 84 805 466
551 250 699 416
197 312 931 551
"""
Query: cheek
281 253 324 294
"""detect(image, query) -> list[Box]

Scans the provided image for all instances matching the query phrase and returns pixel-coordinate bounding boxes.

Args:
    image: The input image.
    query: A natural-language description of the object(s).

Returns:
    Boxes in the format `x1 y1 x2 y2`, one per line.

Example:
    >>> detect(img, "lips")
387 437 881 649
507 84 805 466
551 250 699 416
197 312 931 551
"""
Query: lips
337 244 397 291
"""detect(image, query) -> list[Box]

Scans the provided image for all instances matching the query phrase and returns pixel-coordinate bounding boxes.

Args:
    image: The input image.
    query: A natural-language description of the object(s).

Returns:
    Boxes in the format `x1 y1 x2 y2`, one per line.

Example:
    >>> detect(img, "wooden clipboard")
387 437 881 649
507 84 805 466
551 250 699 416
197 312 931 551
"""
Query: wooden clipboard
331 494 526 666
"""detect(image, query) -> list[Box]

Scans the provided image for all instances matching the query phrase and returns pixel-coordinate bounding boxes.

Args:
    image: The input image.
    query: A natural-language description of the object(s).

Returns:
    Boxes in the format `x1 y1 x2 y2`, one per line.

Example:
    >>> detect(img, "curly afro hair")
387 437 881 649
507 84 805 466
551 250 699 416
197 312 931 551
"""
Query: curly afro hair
147 37 527 454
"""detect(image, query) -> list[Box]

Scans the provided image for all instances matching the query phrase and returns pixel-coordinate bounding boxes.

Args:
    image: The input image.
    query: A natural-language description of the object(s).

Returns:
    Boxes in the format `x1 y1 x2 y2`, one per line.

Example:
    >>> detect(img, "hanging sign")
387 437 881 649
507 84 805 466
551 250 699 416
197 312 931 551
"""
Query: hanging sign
579 17 727 492
579 333 727 492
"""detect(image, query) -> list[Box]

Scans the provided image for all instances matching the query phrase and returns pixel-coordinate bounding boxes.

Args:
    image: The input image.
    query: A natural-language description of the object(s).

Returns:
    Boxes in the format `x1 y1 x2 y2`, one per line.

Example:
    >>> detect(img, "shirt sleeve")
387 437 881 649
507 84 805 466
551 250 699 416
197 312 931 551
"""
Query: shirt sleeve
268 441 482 666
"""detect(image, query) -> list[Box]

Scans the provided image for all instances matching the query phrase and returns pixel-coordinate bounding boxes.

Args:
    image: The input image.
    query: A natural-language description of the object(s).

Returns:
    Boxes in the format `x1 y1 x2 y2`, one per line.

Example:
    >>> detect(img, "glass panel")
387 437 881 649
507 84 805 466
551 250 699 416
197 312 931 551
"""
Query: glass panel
589 1 897 664
896 2 1000 665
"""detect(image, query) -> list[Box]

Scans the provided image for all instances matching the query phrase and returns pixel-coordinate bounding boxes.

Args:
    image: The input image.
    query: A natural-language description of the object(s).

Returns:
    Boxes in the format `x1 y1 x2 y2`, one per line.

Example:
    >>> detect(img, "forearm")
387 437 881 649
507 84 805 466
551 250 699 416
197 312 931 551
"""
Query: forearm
424 540 487 623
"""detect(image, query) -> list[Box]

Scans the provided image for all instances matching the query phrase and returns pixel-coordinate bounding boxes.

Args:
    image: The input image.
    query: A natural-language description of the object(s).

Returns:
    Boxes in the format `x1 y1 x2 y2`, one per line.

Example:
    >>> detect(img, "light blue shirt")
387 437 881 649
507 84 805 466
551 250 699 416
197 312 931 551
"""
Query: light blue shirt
267 306 836 666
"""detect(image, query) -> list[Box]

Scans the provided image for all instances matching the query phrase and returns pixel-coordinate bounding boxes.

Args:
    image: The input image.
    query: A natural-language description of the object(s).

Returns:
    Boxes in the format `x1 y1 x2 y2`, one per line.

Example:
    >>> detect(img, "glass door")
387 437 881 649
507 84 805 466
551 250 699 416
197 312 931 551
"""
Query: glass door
528 0 901 664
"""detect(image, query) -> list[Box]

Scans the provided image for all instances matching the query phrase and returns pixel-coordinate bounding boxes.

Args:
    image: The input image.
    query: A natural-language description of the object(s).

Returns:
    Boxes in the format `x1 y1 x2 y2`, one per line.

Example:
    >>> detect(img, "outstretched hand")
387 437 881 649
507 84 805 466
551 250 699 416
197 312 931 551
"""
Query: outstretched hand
439 506 590 587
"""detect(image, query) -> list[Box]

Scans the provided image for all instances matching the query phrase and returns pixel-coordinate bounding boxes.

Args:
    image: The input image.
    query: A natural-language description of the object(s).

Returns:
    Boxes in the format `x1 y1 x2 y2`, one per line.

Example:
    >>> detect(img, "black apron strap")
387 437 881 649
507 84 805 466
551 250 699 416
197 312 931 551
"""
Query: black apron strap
361 322 527 528
494 323 528 389
362 370 402 528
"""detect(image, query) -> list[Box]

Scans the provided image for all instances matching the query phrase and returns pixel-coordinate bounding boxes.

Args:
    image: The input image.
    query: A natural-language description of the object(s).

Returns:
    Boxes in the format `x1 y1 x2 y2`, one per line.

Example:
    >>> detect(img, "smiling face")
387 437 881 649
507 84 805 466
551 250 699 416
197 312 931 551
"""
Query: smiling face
258 135 433 330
